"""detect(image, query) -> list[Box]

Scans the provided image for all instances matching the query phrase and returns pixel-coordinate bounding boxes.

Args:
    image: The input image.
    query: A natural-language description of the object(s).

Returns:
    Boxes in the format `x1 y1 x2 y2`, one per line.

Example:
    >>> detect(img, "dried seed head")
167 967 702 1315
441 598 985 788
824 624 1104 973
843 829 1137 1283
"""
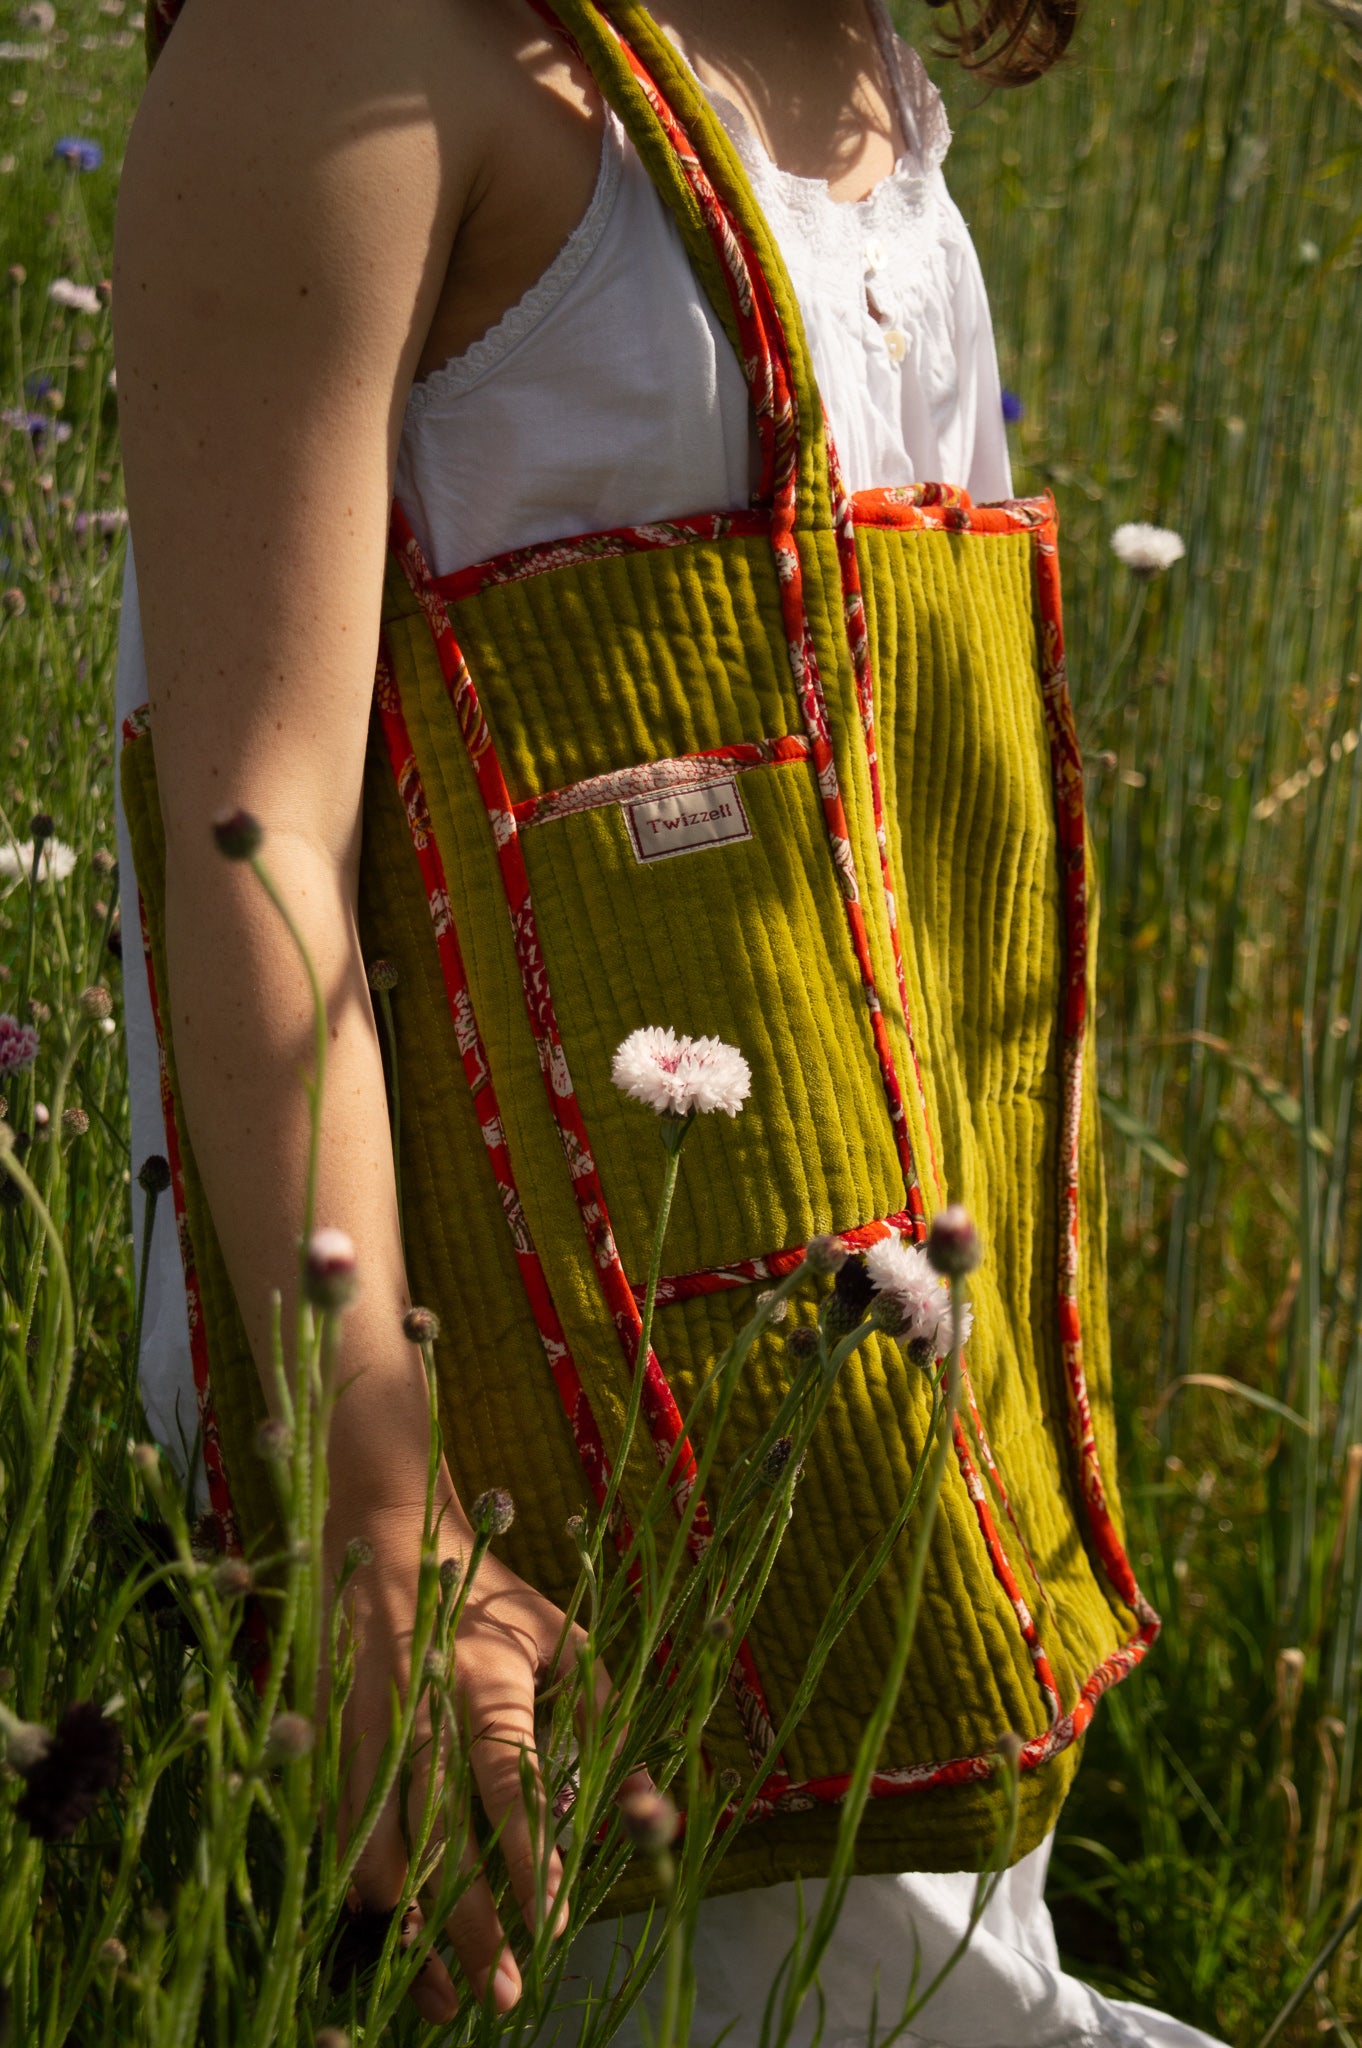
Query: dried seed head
29 813 54 845
472 1488 515 1539
304 1227 358 1311
253 1417 293 1463
869 1289 912 1339
994 1730 1025 1772
91 847 115 876
211 808 263 862
437 1556 459 1591
78 984 113 1021
60 1105 88 1137
263 1712 315 1765
785 1323 820 1363
803 1233 848 1276
2 587 26 617
366 957 398 993
718 1768 742 1793
619 1787 678 1857
565 1512 586 1542
762 1436 794 1483
315 2029 352 2048
401 1305 440 1345
137 1154 171 1196
98 1937 127 1968
186 1712 211 1738
211 1558 253 1600
704 1608 734 1643
824 1254 875 1340
343 1536 375 1573
926 1205 982 1279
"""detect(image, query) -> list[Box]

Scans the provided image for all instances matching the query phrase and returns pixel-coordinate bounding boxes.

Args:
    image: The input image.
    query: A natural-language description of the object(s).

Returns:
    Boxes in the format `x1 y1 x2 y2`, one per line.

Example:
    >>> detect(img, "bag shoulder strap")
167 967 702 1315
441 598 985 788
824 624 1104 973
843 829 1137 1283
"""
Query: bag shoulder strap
534 0 834 531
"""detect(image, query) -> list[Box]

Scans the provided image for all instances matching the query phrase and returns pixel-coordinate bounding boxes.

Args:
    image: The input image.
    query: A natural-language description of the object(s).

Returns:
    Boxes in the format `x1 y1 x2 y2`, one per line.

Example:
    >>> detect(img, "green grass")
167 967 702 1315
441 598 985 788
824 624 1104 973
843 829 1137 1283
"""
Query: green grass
2 0 1361 2041
933 2 1362 2038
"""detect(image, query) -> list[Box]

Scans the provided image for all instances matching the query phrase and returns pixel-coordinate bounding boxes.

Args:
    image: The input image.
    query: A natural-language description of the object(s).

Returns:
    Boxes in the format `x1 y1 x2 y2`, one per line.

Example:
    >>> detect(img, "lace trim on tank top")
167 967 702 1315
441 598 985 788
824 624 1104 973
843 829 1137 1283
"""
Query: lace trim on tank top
405 108 624 416
698 18 953 284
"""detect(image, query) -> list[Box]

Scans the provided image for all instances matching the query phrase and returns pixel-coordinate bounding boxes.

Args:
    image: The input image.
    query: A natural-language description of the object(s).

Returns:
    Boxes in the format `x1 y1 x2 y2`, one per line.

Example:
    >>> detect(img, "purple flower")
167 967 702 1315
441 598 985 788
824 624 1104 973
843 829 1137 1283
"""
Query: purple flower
0 1014 40 1077
1001 389 1024 426
53 137 103 173
72 509 127 541
1 404 71 446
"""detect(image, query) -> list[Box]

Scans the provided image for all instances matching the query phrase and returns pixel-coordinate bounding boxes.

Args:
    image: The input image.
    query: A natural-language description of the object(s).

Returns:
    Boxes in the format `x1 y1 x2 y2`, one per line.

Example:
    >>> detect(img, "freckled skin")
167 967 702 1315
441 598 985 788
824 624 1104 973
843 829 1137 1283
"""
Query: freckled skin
113 0 910 2020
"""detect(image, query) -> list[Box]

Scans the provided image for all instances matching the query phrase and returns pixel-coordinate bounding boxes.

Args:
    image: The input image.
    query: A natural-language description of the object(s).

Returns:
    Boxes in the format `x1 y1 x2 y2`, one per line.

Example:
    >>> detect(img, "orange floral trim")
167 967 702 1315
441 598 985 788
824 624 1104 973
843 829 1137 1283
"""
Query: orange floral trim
513 735 810 829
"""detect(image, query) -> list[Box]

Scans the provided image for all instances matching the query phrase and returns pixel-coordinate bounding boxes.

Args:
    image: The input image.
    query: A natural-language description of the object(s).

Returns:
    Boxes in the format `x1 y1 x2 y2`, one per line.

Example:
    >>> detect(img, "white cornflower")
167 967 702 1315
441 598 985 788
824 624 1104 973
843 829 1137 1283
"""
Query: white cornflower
48 278 101 316
864 1235 973 1362
611 1026 751 1119
1110 523 1186 577
0 837 78 887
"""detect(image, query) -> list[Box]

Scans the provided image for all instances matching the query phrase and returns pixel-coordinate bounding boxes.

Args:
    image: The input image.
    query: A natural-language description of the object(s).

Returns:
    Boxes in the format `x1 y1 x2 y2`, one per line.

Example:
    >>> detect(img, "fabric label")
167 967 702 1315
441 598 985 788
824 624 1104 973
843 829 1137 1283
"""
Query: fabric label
623 776 752 864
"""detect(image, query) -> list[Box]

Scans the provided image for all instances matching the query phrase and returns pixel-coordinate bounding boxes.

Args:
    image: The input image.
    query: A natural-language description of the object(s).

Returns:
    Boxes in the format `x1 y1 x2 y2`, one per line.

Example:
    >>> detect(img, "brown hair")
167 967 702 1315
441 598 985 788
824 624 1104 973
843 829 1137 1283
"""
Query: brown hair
925 0 1080 85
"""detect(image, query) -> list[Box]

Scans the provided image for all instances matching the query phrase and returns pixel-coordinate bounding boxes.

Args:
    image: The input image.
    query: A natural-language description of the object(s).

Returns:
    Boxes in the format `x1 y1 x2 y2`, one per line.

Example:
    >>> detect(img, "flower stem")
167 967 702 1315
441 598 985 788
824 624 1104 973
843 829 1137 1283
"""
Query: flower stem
596 1126 687 1544
246 851 327 1269
0 1138 76 1635
765 1283 966 2044
121 1176 161 1455
376 984 403 1251
1085 576 1151 736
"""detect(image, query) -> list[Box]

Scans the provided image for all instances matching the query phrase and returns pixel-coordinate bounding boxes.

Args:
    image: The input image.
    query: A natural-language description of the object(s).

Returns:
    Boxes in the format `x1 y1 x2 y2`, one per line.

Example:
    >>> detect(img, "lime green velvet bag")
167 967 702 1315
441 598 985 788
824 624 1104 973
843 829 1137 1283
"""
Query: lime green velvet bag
120 0 1157 1888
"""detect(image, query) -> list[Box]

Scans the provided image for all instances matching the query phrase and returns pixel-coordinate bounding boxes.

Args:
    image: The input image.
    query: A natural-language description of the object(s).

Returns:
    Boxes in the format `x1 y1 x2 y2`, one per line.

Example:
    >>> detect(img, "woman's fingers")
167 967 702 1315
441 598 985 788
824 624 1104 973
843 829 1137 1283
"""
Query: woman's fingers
435 1821 525 2012
338 1690 466 2024
465 1671 566 1950
572 1632 657 1802
338 1798 462 2024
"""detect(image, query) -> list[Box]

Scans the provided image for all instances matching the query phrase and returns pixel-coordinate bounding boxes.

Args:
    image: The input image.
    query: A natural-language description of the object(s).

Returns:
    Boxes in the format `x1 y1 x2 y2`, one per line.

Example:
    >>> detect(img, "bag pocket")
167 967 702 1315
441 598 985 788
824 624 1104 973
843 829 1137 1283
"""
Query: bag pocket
514 736 908 1285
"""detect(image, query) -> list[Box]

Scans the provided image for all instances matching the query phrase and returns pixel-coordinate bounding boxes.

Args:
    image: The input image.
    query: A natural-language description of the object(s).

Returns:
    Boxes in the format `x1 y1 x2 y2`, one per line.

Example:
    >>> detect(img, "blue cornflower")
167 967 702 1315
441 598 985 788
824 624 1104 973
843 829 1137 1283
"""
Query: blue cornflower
1001 389 1024 426
1 405 71 445
53 136 103 173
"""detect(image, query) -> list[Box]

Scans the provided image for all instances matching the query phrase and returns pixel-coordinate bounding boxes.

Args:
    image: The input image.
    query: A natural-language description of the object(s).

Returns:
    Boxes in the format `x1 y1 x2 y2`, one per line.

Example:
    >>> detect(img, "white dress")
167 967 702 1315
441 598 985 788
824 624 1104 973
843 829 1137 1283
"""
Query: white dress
112 11 1226 2042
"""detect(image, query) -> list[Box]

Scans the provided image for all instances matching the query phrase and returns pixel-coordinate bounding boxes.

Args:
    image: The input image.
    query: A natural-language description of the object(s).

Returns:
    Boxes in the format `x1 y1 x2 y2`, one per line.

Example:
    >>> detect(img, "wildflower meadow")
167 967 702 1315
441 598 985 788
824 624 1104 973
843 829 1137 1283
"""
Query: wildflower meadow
1 0 1361 2042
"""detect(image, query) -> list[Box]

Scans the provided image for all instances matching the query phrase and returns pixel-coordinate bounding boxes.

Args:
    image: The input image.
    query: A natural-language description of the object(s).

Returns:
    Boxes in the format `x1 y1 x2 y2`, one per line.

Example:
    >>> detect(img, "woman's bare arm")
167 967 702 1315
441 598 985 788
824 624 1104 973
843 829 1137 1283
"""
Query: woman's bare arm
115 0 469 1505
114 0 594 2016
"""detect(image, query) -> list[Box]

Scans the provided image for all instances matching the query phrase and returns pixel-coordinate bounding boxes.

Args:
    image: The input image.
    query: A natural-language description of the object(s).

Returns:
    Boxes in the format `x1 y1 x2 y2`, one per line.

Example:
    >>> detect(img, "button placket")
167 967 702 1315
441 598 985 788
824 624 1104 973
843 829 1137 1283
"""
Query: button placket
858 226 908 366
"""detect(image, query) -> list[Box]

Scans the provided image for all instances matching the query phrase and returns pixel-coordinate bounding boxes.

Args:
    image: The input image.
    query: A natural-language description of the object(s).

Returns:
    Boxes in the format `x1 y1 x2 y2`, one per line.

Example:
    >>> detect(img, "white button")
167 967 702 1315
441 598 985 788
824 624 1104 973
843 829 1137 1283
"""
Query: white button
863 237 885 277
884 328 907 364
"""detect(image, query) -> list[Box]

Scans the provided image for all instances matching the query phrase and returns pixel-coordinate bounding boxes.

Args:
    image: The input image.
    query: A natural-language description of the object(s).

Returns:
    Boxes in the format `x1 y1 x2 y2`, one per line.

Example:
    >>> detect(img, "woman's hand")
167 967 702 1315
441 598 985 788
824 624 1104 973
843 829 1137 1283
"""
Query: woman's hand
322 1499 631 2026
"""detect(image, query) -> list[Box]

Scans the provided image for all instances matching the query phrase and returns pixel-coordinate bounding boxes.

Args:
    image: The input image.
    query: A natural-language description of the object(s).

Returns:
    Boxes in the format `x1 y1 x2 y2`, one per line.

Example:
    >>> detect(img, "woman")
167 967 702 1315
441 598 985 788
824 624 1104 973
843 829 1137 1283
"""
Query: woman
112 0 1225 2039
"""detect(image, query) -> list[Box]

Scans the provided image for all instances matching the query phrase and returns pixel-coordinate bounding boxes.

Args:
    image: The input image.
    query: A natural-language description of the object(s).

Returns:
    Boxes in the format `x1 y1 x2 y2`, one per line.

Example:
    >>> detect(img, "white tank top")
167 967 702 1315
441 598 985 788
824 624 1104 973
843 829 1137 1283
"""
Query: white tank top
393 5 1012 577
